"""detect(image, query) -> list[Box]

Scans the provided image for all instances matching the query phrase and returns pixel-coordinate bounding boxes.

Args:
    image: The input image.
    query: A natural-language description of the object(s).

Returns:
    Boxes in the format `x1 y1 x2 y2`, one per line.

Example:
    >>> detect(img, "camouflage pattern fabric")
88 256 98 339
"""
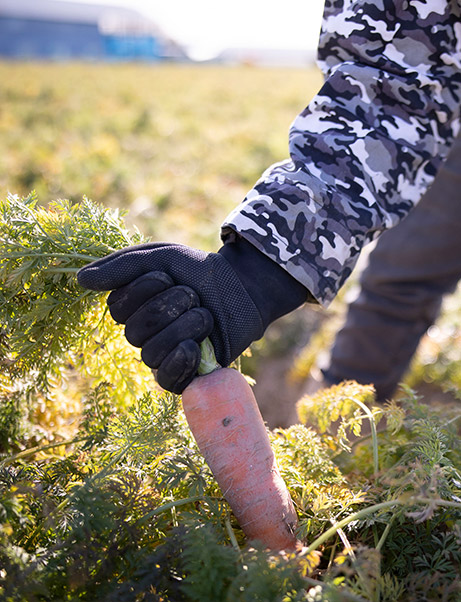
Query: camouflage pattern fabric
222 0 461 306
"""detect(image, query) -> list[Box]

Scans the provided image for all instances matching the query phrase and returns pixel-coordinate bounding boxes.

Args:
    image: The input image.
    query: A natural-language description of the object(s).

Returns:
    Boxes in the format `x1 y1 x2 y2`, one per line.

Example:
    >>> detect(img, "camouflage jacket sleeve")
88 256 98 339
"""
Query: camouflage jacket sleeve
221 0 461 306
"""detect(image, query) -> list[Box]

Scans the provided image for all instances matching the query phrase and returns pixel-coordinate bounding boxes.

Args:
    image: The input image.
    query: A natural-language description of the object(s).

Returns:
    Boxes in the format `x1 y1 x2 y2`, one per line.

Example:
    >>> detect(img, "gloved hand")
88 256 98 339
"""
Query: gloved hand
77 238 308 393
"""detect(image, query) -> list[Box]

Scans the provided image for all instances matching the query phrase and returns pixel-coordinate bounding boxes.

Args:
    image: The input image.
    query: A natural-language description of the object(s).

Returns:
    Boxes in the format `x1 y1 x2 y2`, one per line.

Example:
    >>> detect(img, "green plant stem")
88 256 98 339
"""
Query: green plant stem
349 398 380 475
139 495 205 525
372 523 382 602
446 413 461 425
372 524 379 548
45 267 81 274
225 514 241 554
327 539 338 570
376 514 396 552
301 497 461 556
6 251 102 262
350 427 387 450
1 435 89 465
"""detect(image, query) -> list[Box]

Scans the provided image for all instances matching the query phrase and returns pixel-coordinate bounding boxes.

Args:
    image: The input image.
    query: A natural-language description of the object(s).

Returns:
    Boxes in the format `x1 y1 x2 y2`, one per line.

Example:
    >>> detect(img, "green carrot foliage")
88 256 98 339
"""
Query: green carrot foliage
0 196 460 601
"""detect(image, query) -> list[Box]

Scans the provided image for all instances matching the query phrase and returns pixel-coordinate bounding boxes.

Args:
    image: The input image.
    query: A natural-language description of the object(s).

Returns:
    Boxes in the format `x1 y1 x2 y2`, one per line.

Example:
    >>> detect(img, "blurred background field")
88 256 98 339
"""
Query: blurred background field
1 60 460 426
0 61 322 250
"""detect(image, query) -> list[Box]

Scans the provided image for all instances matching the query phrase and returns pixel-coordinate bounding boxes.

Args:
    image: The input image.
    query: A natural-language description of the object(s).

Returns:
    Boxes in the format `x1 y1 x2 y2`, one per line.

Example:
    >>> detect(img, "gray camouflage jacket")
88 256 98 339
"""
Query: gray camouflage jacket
222 0 461 307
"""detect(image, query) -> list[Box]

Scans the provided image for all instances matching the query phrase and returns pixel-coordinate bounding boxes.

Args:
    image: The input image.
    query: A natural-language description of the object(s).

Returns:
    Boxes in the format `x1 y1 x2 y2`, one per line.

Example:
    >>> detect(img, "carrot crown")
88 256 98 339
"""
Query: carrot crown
198 337 221 376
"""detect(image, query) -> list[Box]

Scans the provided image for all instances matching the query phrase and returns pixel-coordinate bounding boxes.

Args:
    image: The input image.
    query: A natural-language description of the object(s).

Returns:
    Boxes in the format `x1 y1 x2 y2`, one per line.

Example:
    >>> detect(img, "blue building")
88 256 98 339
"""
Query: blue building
0 0 188 61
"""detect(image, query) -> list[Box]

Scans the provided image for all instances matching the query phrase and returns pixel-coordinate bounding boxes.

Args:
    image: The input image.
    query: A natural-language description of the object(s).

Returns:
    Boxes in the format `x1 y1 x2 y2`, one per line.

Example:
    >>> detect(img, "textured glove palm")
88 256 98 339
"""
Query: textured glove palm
77 242 265 393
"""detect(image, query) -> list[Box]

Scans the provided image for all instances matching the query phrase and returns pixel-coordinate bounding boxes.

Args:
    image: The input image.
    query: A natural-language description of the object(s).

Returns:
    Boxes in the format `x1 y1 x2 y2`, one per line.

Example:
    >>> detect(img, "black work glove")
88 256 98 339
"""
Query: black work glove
77 238 308 393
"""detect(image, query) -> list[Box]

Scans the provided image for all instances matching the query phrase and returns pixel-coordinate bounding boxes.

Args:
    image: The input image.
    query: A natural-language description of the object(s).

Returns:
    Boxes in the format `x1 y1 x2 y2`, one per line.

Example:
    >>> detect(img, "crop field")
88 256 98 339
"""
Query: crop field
0 61 323 249
0 62 460 601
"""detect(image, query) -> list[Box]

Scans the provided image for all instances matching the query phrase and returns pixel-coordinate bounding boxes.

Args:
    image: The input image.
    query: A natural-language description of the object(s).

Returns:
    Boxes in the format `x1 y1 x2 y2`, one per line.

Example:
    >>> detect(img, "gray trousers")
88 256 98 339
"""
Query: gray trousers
322 135 461 401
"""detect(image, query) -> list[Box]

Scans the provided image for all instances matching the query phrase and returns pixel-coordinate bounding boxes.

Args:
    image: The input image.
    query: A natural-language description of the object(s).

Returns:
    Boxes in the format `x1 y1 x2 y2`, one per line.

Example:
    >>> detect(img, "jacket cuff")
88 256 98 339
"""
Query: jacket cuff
221 177 367 307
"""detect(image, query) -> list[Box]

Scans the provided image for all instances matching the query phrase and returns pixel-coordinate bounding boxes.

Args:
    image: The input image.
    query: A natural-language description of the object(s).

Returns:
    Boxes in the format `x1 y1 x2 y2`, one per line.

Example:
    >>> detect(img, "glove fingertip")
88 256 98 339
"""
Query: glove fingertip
78 262 122 292
77 265 101 291
156 339 201 394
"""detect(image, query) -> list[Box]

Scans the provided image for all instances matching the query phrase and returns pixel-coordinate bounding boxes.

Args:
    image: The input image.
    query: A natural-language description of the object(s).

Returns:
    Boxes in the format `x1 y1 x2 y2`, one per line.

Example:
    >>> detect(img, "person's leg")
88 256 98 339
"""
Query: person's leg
322 135 461 401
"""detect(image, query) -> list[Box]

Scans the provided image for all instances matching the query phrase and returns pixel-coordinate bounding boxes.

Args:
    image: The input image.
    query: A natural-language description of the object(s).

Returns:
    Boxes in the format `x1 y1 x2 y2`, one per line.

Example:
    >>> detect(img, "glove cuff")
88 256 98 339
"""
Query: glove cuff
218 237 309 331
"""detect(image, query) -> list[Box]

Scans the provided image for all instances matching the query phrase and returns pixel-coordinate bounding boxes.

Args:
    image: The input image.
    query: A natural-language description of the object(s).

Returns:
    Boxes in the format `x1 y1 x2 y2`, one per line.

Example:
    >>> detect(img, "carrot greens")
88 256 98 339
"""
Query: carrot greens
0 195 460 601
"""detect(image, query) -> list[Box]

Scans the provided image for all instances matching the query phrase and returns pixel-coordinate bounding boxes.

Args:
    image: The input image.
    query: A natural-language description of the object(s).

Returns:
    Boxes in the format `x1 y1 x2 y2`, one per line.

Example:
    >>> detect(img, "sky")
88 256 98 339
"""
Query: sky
62 0 325 60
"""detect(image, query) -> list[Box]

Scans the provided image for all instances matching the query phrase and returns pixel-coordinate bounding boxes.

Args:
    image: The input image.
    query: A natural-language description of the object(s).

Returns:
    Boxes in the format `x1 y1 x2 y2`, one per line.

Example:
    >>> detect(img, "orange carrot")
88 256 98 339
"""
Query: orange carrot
182 363 299 551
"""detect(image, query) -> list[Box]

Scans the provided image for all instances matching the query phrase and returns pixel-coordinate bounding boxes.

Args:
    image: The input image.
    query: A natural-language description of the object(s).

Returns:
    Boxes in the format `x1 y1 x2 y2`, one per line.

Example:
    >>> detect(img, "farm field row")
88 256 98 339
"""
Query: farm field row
0 61 322 249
